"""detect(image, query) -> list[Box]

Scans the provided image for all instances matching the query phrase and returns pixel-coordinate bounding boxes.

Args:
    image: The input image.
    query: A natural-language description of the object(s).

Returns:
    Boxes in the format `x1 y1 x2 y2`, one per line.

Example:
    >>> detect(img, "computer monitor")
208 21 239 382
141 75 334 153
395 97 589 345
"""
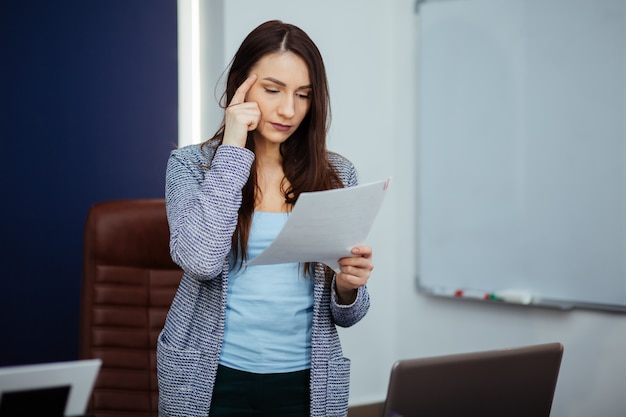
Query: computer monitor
0 359 101 417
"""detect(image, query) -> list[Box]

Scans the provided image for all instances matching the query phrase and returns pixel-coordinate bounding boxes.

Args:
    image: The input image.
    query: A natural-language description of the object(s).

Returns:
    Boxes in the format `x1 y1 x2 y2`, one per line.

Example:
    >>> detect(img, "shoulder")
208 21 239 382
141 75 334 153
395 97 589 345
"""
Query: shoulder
169 141 218 165
328 151 358 187
167 141 223 178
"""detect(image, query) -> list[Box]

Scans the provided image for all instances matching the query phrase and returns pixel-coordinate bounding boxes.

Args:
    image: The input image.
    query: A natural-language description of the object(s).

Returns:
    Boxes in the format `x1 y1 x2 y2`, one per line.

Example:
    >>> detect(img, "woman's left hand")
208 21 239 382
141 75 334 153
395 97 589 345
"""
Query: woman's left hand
335 245 374 304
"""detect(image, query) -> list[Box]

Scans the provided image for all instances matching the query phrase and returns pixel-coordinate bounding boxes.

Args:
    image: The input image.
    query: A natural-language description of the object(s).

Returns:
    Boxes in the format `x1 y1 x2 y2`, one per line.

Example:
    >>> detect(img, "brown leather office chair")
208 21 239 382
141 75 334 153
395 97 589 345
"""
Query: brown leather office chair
80 199 183 417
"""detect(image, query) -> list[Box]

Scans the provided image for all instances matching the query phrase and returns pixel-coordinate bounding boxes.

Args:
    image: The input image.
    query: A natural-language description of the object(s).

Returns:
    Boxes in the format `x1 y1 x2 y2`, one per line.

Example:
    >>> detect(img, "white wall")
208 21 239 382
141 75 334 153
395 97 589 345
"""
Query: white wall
186 0 626 415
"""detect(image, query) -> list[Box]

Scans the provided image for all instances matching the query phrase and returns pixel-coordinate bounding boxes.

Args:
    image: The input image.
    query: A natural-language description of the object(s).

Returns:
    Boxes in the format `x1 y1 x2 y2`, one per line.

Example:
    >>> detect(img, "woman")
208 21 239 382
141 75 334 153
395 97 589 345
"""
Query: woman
157 20 373 417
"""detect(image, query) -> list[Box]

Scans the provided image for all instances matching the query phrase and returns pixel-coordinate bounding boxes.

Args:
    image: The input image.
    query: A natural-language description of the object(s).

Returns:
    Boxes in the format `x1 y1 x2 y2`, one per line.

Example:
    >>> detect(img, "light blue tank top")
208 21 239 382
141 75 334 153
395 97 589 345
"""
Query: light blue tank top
220 211 314 373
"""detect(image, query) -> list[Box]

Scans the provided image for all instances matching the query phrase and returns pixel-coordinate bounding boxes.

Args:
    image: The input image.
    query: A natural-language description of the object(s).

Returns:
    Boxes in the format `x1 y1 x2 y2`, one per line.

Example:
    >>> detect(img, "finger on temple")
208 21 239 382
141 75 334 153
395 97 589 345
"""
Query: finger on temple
229 74 258 106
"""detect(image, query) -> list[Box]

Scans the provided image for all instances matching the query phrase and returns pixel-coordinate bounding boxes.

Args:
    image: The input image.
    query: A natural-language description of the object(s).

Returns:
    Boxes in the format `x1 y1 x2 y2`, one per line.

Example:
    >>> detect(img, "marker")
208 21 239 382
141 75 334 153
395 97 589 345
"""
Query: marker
492 290 533 305
430 287 489 300
453 288 490 300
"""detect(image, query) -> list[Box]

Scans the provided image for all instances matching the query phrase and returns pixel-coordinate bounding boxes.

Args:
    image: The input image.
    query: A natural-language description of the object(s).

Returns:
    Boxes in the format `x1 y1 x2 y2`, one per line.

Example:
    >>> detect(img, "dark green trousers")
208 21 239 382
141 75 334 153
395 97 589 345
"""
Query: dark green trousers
209 365 310 417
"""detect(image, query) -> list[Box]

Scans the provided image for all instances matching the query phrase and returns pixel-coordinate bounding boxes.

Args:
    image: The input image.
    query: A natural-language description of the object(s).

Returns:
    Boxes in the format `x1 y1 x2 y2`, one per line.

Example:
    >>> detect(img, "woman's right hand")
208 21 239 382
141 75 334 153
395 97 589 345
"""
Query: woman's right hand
222 74 260 147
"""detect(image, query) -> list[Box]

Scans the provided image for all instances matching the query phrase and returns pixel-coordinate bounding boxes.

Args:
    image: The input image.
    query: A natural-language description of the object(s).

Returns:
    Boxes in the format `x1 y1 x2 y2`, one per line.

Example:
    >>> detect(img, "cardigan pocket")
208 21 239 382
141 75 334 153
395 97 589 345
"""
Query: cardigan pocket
156 334 204 416
326 356 351 417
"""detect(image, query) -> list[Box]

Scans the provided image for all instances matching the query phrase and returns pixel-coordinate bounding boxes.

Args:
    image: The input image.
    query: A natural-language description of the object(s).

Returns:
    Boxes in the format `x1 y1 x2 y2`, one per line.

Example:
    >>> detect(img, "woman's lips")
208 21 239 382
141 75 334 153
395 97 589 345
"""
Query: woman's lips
271 122 291 132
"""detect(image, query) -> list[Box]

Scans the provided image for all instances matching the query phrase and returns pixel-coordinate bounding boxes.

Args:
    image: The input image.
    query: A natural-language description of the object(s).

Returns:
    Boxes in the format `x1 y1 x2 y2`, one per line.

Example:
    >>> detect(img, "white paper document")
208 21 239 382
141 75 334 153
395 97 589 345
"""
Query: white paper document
247 177 391 271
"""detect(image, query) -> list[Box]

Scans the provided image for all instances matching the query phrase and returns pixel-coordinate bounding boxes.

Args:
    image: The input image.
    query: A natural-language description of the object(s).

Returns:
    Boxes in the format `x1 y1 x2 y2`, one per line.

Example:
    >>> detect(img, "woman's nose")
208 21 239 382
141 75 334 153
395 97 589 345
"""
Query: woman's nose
278 96 295 118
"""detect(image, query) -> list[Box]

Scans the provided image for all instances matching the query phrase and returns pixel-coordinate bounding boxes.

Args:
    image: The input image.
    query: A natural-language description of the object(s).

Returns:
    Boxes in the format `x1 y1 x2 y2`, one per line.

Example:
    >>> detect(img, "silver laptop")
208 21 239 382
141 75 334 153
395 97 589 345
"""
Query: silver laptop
0 359 102 417
383 342 563 417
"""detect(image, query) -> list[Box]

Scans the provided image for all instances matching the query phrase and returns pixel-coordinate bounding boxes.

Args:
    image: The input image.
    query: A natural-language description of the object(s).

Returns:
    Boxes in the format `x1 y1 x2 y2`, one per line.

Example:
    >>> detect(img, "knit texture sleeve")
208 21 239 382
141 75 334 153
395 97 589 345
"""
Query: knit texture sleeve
165 144 254 279
330 280 370 328
325 151 371 328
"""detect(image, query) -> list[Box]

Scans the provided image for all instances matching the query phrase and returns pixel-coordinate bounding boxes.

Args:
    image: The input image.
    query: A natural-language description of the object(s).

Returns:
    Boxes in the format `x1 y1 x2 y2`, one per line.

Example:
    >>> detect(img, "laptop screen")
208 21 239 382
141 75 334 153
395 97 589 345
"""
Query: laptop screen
383 342 563 417
0 359 101 417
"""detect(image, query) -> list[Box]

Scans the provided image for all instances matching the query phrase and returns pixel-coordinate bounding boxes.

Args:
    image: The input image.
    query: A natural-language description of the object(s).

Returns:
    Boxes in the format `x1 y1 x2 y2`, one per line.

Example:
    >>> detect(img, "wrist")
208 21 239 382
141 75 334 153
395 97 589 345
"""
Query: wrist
335 285 357 305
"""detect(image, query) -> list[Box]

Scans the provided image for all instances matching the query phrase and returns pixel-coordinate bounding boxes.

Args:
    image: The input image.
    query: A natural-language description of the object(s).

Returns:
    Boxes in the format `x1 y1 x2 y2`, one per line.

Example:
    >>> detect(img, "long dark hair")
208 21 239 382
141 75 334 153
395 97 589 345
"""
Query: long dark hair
204 20 343 278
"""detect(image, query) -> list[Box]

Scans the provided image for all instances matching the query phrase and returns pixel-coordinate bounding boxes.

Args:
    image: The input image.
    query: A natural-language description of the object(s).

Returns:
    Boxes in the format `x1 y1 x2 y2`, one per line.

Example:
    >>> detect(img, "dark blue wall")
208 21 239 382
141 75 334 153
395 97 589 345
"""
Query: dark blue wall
0 0 178 366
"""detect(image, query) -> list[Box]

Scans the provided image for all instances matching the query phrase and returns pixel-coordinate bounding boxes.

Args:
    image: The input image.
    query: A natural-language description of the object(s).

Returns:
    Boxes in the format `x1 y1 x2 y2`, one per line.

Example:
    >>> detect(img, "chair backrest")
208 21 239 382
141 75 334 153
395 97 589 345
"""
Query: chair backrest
80 199 182 417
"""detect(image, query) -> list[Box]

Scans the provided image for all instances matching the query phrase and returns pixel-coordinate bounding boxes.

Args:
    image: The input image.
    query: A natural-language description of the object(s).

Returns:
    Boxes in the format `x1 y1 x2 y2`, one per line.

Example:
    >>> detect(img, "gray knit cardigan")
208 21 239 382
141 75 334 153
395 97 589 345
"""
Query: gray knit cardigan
156 142 370 417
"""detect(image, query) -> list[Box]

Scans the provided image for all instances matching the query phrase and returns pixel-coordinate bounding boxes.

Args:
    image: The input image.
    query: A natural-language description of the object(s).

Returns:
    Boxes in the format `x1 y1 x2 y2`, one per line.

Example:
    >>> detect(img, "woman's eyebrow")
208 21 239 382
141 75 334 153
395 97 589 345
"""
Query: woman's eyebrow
262 77 312 90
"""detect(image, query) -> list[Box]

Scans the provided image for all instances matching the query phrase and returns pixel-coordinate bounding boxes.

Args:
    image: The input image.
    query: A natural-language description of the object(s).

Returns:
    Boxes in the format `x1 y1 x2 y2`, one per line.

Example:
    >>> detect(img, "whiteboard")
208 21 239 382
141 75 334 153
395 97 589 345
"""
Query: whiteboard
416 0 626 311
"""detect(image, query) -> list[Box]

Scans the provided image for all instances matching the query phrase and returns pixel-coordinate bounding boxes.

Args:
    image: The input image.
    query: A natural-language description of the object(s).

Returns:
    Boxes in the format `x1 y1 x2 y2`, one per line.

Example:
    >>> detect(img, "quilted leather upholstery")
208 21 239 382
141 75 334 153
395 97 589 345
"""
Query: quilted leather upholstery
80 199 182 417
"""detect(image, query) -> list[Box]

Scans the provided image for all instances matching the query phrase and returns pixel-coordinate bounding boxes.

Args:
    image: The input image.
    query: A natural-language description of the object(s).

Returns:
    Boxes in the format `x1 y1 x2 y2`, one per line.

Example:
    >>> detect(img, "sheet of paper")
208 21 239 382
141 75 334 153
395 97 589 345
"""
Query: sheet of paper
247 177 391 271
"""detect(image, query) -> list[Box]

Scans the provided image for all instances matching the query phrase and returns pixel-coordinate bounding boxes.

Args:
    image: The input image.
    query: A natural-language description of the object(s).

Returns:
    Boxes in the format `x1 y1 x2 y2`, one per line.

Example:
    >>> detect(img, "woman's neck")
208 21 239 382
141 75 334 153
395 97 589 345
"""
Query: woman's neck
254 141 290 213
253 137 282 163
